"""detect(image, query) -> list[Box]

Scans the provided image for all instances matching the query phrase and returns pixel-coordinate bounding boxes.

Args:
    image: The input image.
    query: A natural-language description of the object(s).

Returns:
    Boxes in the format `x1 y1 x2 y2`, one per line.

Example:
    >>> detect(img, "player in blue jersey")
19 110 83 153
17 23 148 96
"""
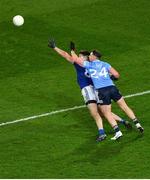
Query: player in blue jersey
48 39 130 141
70 48 144 139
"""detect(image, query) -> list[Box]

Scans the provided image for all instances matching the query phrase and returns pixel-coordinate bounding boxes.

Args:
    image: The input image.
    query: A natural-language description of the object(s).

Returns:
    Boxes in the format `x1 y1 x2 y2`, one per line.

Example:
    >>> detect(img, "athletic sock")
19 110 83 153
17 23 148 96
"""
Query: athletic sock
133 118 139 124
113 125 120 133
120 119 126 124
98 129 105 135
133 118 141 128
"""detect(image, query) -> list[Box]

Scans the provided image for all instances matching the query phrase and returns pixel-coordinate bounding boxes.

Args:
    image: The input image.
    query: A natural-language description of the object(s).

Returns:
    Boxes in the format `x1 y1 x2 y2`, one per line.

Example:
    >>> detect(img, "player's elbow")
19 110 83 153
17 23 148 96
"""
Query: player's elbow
115 72 120 79
111 72 120 80
110 67 120 79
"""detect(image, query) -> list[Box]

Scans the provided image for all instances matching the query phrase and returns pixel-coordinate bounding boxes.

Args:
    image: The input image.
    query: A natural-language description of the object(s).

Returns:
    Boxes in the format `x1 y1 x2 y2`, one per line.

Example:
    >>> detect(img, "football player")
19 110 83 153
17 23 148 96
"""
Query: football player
48 39 130 141
70 48 144 139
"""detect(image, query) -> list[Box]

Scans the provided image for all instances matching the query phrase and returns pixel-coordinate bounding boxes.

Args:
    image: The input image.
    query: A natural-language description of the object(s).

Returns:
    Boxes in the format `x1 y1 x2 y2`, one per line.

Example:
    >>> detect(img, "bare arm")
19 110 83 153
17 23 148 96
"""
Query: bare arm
69 41 84 66
48 39 84 66
71 53 84 66
53 47 74 63
109 67 120 79
71 50 79 59
48 39 74 63
70 50 84 66
54 46 83 65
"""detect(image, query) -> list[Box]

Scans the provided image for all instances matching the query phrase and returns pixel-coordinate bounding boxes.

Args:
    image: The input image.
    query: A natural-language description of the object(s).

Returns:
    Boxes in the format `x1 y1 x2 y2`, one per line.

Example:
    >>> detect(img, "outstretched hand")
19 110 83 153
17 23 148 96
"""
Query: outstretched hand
48 38 56 48
70 41 75 51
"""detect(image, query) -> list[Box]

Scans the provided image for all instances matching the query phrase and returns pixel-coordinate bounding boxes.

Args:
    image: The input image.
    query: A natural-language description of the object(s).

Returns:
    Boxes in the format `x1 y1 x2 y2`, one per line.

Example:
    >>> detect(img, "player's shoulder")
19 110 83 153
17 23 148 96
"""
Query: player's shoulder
100 60 111 66
95 60 105 66
84 60 91 66
93 59 101 64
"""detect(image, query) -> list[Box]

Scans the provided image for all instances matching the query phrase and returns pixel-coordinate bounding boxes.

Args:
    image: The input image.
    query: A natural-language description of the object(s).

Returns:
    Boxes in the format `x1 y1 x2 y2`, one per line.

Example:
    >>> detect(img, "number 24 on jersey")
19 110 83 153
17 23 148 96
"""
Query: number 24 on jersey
89 67 108 78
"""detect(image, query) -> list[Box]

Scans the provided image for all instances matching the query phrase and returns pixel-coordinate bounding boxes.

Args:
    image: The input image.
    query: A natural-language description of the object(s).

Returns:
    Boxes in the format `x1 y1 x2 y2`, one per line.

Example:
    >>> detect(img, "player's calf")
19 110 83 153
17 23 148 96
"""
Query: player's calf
100 105 123 140
117 98 144 133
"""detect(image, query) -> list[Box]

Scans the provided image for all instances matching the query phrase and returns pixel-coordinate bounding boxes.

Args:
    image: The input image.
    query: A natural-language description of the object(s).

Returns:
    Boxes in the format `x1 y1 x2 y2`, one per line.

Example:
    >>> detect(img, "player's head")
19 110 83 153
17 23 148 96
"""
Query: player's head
79 50 90 61
89 50 102 61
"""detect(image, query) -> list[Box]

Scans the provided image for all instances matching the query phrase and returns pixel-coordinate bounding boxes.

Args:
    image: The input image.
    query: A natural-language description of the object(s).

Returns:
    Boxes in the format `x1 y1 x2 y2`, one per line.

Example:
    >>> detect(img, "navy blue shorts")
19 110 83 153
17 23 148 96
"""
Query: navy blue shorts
97 86 122 105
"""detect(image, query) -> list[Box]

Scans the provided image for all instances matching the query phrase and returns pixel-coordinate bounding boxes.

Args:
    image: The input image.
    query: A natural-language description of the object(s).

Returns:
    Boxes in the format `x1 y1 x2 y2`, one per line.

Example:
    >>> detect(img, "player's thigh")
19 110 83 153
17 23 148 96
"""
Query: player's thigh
93 90 105 117
110 86 122 102
100 104 112 115
87 103 99 117
81 85 97 105
97 104 104 117
116 97 128 109
97 88 112 105
94 89 101 105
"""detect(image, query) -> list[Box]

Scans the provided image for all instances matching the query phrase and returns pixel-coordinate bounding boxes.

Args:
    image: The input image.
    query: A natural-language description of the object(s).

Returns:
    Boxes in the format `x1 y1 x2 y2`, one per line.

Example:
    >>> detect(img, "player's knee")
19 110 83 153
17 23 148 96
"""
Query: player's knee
98 111 104 117
100 108 108 115
102 111 111 118
97 106 104 117
90 110 99 119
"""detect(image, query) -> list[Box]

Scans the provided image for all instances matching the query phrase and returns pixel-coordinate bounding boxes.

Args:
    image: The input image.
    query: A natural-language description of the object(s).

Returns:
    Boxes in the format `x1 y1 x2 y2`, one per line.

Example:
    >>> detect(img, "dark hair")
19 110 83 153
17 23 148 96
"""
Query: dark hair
79 50 90 56
91 50 102 58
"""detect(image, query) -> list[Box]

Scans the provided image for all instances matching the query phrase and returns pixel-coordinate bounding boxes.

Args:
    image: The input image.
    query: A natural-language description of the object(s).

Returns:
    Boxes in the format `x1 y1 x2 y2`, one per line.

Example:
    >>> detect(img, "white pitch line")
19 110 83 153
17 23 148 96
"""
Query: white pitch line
0 105 86 127
0 90 150 127
123 90 150 98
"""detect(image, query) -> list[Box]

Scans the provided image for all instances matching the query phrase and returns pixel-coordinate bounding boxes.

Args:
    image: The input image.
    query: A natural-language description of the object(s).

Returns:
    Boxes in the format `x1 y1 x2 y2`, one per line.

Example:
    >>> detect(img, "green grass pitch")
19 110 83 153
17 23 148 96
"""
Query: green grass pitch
0 0 150 178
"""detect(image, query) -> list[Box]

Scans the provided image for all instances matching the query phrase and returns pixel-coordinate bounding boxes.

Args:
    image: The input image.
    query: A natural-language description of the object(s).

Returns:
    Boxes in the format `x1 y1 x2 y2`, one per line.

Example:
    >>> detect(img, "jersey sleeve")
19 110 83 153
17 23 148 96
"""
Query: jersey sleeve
83 61 91 69
104 62 111 71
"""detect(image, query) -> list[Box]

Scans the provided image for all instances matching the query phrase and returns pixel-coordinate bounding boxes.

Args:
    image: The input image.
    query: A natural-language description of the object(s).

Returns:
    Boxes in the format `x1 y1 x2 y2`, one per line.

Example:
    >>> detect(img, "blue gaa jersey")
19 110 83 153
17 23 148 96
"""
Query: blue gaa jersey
83 60 114 89
73 62 93 89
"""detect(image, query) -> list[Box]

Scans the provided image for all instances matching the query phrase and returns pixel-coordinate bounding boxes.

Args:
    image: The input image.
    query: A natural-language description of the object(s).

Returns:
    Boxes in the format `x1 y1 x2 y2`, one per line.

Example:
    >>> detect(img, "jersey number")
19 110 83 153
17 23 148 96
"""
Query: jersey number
90 67 108 78
84 69 91 78
99 67 108 77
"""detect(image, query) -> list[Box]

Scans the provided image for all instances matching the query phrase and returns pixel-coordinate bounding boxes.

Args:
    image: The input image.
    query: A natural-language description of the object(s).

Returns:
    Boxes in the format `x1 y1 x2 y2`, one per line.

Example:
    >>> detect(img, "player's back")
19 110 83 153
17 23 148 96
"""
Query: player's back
73 62 93 89
84 60 114 89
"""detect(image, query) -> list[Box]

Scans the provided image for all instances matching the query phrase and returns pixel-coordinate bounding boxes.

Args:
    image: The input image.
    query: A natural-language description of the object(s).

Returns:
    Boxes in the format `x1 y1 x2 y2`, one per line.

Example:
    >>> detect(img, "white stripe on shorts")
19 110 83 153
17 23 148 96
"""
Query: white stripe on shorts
81 85 98 104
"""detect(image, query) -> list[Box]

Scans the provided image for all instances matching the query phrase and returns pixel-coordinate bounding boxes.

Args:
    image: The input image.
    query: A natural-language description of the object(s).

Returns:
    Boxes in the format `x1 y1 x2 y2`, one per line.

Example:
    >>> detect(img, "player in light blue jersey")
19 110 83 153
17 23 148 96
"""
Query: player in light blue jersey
71 49 144 139
48 39 131 141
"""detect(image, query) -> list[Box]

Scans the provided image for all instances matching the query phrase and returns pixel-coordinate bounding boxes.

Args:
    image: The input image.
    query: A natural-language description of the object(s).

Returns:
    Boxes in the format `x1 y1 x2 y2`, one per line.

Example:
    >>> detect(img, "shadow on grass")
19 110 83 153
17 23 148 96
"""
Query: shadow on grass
65 132 144 165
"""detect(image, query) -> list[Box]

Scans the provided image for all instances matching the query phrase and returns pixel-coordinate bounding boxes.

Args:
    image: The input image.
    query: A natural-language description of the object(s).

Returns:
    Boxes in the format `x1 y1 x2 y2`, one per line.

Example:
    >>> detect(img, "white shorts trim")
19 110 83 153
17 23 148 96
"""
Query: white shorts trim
81 85 100 104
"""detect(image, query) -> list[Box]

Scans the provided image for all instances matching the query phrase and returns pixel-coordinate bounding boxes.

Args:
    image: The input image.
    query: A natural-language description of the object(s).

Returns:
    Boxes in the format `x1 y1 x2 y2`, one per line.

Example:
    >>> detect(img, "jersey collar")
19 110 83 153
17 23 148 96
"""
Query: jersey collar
93 59 100 62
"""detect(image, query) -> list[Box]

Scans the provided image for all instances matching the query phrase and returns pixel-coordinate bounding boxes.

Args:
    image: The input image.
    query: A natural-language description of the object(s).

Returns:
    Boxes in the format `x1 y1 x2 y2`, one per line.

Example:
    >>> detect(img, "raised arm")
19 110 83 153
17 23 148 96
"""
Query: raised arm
69 41 84 66
70 41 79 59
71 53 84 66
54 47 73 62
48 39 74 63
71 50 78 59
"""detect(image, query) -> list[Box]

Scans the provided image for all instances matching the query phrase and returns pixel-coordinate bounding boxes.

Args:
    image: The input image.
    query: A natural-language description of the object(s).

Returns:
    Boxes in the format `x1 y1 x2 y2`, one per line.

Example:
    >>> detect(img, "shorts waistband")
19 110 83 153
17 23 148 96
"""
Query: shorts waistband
96 85 115 90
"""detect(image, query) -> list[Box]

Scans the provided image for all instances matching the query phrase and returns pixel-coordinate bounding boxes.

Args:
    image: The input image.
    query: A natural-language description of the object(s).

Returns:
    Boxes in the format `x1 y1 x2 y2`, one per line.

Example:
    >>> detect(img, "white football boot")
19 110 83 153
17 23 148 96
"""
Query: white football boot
136 123 144 133
111 131 123 140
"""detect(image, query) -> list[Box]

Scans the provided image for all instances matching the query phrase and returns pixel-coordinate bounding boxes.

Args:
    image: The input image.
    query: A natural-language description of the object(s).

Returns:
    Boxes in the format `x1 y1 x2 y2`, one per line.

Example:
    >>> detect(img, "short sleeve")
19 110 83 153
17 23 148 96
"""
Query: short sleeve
104 62 111 71
83 61 91 69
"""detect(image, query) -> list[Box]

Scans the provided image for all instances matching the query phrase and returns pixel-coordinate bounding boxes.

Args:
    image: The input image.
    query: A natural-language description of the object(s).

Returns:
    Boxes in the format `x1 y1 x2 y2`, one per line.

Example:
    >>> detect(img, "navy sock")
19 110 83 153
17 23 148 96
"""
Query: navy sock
98 129 105 135
113 125 120 133
120 119 125 124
